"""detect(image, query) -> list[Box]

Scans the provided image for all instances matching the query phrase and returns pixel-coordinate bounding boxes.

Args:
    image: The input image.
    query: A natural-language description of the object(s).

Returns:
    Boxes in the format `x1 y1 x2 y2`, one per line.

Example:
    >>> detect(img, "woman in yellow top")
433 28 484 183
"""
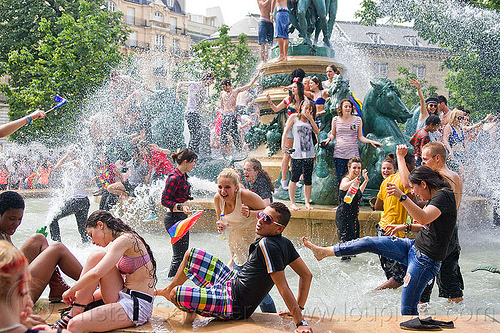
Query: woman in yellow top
374 150 416 290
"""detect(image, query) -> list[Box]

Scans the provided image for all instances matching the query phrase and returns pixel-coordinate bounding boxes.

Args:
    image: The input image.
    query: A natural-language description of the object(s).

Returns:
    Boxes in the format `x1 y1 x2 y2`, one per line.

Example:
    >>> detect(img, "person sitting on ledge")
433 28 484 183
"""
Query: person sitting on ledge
155 202 314 333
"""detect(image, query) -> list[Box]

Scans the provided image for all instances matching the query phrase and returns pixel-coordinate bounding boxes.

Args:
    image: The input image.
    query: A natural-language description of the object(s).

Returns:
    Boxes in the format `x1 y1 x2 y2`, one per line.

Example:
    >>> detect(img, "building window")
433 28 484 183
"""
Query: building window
170 17 177 34
412 65 426 79
155 34 166 50
126 7 135 25
405 36 420 46
172 39 180 54
374 62 388 78
367 32 384 44
106 1 116 11
128 31 137 47
167 0 174 7
210 18 215 26
153 12 163 22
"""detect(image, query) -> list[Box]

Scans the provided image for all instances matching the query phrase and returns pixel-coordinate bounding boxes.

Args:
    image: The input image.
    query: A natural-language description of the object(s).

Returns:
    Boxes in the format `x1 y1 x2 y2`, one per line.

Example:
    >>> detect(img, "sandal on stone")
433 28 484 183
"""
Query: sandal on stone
400 318 442 331
52 303 86 329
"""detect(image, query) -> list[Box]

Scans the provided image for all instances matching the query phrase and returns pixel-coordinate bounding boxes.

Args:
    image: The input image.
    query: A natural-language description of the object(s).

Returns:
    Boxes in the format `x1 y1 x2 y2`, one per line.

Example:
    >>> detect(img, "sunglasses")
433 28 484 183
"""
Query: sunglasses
257 211 284 227
428 104 437 108
457 116 464 120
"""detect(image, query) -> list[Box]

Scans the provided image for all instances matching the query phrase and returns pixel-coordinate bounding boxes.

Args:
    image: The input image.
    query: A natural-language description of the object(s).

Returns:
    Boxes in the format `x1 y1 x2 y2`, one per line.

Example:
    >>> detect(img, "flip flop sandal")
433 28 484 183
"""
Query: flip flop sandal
400 318 442 331
51 303 86 329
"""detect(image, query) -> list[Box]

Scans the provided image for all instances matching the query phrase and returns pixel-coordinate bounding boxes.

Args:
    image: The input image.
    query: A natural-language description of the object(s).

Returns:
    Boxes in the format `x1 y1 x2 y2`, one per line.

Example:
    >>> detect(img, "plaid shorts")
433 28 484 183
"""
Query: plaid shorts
175 248 237 319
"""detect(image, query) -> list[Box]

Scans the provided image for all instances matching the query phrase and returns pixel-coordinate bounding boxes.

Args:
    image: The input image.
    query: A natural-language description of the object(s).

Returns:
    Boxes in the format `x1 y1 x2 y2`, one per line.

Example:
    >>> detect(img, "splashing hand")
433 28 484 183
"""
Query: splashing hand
396 144 408 158
386 182 403 199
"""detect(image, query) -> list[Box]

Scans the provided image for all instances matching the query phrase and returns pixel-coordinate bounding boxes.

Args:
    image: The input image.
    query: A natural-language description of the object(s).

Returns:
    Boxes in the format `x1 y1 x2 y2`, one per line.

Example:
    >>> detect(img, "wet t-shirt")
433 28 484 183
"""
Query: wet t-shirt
414 188 457 262
243 174 273 203
231 234 299 319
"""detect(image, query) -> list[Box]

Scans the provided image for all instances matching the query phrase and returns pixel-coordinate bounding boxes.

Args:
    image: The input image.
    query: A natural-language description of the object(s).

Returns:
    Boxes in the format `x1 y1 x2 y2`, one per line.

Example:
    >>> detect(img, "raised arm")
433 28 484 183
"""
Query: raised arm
359 169 369 193
396 144 411 190
442 124 453 155
237 69 262 93
386 183 442 225
410 79 428 123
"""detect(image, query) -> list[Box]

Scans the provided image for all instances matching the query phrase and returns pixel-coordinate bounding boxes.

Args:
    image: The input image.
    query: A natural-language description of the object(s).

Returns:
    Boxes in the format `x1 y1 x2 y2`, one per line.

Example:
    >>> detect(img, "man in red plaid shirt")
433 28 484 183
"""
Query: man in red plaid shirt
410 115 441 166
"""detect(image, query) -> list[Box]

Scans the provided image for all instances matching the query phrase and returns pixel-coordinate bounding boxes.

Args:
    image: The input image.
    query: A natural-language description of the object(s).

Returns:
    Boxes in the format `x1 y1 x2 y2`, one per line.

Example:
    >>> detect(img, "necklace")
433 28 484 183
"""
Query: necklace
0 323 23 332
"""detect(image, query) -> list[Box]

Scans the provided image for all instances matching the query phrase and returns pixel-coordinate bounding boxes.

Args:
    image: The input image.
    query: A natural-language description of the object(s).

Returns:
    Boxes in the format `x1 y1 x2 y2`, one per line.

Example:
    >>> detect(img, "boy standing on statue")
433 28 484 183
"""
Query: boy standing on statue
257 0 274 62
273 0 290 62
155 202 313 333
219 70 261 156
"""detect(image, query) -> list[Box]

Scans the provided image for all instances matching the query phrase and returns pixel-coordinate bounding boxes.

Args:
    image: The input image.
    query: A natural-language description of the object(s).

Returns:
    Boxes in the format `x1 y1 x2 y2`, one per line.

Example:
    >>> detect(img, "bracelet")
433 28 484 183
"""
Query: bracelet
25 115 33 126
299 305 305 310
406 223 412 233
246 210 251 218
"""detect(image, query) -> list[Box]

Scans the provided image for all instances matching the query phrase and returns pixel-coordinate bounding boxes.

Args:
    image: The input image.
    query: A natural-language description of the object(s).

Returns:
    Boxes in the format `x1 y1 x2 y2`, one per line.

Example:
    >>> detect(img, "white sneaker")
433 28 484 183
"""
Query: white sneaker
297 182 303 188
281 180 289 190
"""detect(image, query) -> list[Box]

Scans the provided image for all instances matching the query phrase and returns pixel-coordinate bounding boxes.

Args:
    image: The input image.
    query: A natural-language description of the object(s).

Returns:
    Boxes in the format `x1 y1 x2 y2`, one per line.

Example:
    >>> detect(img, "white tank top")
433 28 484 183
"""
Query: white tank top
219 190 258 266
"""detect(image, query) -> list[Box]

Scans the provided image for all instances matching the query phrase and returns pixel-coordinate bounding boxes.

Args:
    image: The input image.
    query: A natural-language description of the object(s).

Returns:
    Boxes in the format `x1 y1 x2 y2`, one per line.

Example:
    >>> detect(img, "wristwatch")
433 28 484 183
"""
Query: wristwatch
296 319 309 328
399 194 408 202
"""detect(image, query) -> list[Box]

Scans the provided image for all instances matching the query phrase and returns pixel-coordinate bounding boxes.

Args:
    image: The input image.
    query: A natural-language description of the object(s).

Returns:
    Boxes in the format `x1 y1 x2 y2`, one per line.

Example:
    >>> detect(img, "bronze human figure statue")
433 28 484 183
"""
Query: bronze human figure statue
288 0 337 47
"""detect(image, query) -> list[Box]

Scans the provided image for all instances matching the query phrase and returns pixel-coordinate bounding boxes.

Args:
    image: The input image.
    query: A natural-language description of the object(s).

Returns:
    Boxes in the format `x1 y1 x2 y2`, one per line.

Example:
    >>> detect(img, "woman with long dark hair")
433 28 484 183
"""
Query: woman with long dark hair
53 211 156 332
335 157 369 261
303 166 457 316
161 148 197 277
266 79 305 190
242 158 275 205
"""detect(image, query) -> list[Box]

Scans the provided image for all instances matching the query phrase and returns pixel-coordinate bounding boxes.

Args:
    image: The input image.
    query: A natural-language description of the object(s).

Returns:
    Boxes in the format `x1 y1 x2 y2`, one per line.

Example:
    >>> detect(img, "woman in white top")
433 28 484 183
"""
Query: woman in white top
214 168 266 267
282 99 320 211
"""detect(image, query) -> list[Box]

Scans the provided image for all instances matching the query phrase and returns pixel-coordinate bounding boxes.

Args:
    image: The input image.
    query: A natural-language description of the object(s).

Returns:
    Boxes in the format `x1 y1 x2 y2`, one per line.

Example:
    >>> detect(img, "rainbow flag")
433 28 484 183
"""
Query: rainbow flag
168 210 203 244
350 93 363 117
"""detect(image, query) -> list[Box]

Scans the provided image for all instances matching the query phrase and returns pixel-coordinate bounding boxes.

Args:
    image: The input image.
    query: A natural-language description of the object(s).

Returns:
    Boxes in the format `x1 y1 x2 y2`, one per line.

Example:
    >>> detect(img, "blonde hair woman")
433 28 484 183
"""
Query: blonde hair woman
213 168 276 312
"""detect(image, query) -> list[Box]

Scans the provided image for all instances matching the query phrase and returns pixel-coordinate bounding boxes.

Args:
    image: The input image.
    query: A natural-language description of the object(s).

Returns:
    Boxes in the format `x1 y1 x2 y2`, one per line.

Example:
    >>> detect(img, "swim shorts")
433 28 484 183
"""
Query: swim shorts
258 20 274 45
117 289 154 326
275 9 289 39
175 248 237 319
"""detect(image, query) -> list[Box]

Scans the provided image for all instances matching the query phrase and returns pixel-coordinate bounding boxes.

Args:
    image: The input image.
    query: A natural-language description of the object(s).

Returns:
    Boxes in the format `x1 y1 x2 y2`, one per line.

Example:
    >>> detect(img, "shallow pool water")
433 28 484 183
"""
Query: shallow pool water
13 197 500 318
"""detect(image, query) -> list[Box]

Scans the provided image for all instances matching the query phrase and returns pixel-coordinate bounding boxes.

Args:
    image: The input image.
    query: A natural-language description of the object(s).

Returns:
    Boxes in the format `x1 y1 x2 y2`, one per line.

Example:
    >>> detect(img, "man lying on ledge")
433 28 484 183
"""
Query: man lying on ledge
155 202 313 333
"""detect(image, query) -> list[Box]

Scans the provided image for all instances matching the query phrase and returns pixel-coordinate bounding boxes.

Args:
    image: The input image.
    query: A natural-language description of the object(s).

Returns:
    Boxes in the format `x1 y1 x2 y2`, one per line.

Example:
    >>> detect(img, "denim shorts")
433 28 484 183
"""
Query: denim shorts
275 10 289 39
258 20 274 45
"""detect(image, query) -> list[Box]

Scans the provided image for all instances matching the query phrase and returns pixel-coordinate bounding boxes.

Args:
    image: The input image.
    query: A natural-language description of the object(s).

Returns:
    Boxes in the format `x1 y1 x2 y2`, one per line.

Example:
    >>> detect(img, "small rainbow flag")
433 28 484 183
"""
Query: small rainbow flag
350 93 363 117
168 210 203 244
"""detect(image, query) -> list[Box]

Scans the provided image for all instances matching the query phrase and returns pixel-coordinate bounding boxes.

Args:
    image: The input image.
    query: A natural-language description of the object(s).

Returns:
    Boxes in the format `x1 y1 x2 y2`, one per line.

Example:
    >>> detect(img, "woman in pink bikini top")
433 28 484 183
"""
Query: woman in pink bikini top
51 210 156 332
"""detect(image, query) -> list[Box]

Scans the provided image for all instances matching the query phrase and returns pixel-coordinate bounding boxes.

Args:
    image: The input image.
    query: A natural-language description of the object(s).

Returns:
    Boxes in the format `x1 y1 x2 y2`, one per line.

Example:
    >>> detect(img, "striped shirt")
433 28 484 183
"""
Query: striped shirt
333 116 361 159
410 128 430 158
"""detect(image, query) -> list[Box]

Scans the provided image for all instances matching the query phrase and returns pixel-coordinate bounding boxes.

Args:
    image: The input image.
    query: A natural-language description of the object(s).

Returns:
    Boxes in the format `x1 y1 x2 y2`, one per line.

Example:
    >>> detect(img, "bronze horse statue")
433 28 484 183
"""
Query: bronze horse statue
310 78 412 204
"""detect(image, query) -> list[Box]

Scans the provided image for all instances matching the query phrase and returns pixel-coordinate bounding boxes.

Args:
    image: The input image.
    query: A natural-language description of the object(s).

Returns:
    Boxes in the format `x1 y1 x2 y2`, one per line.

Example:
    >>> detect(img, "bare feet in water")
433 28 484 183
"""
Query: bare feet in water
276 56 287 63
302 236 329 261
154 286 172 300
290 203 300 211
181 311 198 325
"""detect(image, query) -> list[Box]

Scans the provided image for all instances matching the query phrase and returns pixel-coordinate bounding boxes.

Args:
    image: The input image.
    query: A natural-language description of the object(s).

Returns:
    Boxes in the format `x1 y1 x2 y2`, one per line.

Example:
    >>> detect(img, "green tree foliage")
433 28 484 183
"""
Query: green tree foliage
0 0 129 143
356 0 500 117
394 66 438 108
179 25 259 108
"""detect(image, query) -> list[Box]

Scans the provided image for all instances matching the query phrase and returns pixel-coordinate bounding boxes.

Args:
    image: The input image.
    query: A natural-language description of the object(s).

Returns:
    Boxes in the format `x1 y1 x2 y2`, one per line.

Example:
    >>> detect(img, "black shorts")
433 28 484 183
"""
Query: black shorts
290 158 314 185
376 225 407 284
123 180 138 197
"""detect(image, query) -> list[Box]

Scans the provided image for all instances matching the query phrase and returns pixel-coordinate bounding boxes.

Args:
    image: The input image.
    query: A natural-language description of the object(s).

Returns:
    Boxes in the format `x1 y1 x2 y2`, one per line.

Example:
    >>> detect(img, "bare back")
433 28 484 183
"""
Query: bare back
221 90 239 114
439 166 463 210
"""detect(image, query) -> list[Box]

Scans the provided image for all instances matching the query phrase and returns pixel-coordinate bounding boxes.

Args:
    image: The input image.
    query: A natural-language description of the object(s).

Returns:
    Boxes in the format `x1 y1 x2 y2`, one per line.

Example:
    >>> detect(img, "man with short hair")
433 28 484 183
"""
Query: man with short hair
438 95 451 129
409 115 441 166
220 71 261 156
155 202 313 333
397 142 464 305
257 0 274 62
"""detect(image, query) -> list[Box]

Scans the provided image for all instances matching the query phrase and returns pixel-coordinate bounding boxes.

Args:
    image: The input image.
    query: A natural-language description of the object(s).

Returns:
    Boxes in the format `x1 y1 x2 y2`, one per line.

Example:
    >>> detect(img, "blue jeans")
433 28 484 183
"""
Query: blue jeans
233 263 277 313
334 158 349 187
334 236 441 315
